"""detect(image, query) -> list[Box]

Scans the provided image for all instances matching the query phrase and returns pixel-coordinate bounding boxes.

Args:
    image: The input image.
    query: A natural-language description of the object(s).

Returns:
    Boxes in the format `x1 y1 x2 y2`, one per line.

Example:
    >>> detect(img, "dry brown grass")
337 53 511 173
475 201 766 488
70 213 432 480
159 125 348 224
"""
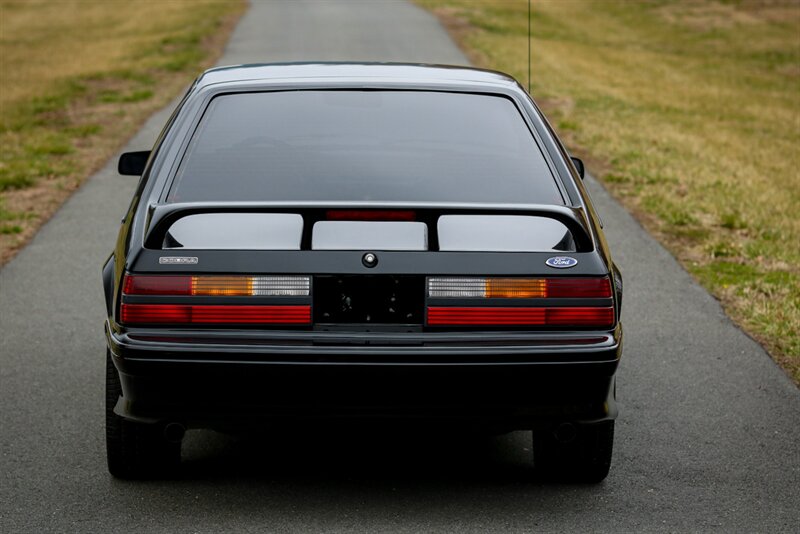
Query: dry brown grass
417 0 800 383
0 0 246 263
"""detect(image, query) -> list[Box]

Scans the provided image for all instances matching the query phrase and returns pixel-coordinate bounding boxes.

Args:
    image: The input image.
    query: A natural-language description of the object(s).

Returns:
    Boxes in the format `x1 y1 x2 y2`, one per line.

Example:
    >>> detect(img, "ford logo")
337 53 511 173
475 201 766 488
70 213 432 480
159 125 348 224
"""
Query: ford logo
546 256 578 269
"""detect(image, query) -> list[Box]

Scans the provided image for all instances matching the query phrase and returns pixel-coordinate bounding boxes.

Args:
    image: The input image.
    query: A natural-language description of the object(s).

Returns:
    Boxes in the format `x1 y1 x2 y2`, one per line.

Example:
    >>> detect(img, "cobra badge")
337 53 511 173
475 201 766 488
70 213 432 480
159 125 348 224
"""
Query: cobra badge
159 256 198 265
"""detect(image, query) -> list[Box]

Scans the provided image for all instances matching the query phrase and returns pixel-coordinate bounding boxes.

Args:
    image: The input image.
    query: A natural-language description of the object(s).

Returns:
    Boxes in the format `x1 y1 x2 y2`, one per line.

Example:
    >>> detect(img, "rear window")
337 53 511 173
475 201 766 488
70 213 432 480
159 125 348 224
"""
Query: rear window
168 91 563 204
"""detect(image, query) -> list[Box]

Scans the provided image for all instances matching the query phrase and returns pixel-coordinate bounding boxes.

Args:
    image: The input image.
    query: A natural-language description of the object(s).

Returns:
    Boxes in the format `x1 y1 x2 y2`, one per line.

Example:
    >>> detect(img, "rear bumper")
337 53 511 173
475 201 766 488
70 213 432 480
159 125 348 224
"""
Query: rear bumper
106 321 622 431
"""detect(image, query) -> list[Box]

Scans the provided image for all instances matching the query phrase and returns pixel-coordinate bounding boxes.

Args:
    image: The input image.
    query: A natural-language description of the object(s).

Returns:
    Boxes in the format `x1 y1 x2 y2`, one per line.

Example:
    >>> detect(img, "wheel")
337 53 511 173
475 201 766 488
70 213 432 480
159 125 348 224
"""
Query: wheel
105 350 180 479
532 421 614 483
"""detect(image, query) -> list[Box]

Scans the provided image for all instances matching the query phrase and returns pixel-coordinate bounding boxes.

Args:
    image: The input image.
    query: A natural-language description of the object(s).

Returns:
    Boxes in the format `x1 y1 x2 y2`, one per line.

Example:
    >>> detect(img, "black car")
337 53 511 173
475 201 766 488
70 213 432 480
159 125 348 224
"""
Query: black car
104 63 623 482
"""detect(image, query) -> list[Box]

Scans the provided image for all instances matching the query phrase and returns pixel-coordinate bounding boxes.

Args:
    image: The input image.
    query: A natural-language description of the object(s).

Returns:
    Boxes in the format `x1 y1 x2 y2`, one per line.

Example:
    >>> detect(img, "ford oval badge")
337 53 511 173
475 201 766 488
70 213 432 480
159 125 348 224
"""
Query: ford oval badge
546 256 578 269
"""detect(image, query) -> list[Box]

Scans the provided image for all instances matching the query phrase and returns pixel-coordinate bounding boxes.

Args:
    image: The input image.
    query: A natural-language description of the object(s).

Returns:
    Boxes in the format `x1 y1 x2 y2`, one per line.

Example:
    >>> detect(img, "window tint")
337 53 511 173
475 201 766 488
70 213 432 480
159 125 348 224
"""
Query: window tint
169 91 562 204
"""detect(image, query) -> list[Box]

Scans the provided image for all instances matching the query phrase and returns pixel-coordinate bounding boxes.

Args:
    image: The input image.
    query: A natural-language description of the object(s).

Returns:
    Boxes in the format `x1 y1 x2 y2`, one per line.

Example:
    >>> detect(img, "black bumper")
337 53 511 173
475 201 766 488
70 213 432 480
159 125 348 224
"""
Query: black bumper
106 321 622 431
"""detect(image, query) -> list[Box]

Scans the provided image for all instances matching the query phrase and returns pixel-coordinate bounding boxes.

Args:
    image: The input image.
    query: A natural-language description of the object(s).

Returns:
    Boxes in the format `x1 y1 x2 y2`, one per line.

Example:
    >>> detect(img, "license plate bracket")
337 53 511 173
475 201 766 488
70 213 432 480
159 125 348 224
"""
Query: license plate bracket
313 275 424 324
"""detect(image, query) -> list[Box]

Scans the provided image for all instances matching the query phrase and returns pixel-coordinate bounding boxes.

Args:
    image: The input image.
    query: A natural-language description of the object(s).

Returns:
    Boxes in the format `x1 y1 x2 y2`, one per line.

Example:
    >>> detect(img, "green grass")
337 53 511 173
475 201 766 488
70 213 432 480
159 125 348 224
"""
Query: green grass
0 199 34 235
417 0 800 383
0 0 245 262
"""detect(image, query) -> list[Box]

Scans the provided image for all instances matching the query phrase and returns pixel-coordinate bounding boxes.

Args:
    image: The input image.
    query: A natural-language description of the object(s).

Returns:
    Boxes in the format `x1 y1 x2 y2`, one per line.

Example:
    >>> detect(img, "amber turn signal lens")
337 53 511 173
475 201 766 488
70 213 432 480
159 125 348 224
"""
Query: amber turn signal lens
485 278 547 298
191 276 253 296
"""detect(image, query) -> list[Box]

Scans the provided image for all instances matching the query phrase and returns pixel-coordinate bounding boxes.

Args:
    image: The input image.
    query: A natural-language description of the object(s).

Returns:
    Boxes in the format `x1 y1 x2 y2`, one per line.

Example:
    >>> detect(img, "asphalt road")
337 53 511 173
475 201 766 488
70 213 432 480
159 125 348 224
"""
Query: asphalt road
1 1 798 532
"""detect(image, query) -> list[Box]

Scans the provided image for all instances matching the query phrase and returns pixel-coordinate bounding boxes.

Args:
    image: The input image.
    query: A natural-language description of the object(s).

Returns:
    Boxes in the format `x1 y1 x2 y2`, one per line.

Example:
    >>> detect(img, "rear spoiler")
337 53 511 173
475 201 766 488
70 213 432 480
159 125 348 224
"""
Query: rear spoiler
143 202 595 251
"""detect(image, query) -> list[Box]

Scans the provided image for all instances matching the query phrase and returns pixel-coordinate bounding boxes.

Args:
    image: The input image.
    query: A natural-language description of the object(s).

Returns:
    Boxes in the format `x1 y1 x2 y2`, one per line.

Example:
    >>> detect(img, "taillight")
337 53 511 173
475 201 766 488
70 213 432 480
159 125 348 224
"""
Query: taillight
120 274 311 325
123 275 310 296
124 275 191 295
427 307 614 327
120 304 311 325
426 276 614 327
428 277 611 298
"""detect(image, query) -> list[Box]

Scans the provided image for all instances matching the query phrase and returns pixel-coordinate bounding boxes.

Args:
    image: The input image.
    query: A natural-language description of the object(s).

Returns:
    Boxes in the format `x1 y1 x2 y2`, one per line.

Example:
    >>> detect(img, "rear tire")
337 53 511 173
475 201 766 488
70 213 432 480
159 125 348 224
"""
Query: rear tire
533 421 614 483
106 350 180 479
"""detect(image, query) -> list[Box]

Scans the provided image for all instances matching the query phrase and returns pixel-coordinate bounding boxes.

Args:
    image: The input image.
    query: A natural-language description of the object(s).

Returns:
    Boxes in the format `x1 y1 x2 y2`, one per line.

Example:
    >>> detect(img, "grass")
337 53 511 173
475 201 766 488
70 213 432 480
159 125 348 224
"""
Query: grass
416 0 800 383
0 0 246 263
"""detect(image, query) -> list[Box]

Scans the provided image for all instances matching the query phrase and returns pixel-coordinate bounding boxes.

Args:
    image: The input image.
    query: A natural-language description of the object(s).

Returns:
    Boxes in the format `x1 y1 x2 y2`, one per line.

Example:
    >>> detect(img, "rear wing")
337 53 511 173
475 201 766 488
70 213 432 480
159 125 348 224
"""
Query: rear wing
142 202 595 252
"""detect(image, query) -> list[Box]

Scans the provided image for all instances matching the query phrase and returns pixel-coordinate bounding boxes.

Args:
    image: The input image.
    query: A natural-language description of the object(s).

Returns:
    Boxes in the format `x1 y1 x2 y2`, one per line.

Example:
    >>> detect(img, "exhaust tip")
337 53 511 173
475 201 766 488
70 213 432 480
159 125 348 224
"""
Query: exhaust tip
164 422 186 443
553 422 577 444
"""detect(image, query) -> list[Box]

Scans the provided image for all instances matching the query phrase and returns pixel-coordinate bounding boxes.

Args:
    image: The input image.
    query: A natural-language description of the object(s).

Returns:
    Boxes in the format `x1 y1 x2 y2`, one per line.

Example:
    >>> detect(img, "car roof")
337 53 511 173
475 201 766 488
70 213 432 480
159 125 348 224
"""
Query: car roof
195 62 520 90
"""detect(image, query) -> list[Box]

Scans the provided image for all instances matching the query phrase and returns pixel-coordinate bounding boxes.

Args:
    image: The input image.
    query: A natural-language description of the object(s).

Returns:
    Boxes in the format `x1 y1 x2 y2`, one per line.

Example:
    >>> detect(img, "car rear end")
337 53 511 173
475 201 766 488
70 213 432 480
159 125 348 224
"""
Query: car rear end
109 207 621 422
104 67 623 481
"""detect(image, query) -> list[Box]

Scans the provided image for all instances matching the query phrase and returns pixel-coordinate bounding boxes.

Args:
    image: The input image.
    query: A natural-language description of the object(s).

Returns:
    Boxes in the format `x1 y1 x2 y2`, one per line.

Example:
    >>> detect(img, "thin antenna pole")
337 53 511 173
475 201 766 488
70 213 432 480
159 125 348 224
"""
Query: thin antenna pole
528 0 531 94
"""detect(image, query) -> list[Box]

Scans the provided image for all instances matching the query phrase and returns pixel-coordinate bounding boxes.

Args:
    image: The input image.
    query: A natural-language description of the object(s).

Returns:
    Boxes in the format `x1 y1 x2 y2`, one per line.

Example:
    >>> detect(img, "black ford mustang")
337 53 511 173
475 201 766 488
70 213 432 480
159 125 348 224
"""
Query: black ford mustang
103 63 623 482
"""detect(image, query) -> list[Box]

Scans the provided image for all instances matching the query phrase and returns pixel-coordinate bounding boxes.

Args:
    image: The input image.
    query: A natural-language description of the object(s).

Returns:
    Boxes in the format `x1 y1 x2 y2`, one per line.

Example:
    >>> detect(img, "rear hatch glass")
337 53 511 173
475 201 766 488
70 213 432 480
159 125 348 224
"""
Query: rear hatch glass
168 91 563 205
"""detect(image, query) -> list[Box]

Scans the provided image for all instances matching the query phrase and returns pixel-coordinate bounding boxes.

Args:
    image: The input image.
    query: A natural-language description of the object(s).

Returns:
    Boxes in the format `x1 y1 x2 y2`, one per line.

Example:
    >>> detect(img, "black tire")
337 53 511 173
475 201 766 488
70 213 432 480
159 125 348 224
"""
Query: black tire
106 350 180 479
532 420 614 483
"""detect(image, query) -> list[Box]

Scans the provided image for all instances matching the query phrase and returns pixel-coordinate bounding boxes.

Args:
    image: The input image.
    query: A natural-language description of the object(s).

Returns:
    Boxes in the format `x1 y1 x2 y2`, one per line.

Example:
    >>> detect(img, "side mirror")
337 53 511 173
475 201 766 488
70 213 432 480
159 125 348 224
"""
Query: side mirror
118 151 151 176
571 156 585 179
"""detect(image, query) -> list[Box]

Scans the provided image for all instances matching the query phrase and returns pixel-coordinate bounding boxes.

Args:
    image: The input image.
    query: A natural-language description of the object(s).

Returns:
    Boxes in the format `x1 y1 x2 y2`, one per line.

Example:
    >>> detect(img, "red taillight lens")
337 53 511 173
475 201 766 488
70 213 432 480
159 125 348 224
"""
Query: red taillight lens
121 304 191 323
325 210 416 221
545 307 615 326
120 304 311 325
545 278 612 298
123 275 192 295
428 307 545 325
427 306 614 327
